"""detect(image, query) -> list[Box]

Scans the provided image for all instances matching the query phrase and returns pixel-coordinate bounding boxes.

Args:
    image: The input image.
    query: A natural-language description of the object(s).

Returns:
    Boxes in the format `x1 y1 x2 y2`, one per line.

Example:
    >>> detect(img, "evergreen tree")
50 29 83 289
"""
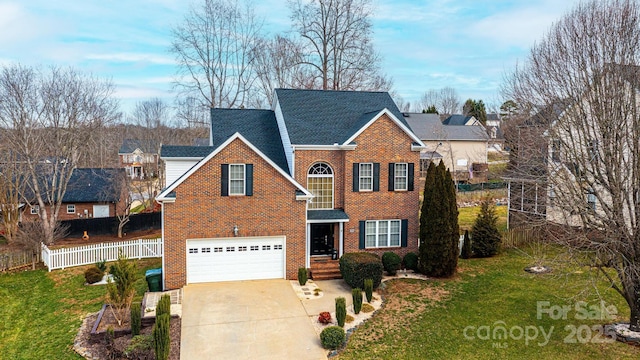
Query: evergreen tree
418 161 458 277
423 105 439 114
461 229 472 259
471 198 501 257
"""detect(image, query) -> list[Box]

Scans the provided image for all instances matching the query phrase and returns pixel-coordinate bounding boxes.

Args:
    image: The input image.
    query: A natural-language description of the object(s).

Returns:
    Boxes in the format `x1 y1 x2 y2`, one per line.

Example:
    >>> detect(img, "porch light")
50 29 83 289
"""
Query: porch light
233 225 239 236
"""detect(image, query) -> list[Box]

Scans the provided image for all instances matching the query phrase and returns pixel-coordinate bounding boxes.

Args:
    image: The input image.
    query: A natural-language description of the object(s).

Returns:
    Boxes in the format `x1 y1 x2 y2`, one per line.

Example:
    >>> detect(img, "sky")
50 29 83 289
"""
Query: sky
0 0 583 114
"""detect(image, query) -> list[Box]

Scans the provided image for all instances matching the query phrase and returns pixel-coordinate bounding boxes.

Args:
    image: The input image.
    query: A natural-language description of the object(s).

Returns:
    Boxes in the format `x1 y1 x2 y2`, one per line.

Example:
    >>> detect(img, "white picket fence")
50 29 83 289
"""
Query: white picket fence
41 238 163 271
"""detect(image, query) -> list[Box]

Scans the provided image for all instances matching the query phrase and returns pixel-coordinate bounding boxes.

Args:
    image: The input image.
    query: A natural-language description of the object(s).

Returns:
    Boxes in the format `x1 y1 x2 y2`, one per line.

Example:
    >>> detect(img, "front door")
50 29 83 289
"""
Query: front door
310 224 334 256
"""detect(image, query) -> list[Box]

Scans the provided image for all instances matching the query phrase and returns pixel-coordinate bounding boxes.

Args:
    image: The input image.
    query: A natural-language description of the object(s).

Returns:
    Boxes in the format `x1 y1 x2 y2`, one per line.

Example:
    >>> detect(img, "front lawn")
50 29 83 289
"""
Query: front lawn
0 258 161 359
338 250 640 359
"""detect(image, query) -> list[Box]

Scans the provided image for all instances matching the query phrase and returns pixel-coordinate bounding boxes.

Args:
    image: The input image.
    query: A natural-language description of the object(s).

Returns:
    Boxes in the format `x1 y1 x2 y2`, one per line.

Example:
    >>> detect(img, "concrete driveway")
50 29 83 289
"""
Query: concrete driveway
180 280 327 360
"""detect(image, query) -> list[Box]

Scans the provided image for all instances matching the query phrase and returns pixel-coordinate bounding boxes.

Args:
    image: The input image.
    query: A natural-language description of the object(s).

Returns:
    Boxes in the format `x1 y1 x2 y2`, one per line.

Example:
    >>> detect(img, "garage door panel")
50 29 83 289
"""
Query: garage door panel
186 237 285 283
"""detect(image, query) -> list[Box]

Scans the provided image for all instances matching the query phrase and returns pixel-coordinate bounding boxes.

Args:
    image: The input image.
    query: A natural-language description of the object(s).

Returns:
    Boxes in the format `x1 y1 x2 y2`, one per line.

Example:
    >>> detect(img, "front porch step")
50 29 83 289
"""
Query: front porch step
310 259 342 280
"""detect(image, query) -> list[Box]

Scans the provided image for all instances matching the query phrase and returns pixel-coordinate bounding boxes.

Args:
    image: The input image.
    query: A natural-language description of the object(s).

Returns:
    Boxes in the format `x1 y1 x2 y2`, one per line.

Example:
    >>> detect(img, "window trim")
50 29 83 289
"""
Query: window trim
67 204 76 214
307 162 334 209
394 163 408 191
359 163 373 192
229 163 246 196
30 205 39 215
364 219 402 248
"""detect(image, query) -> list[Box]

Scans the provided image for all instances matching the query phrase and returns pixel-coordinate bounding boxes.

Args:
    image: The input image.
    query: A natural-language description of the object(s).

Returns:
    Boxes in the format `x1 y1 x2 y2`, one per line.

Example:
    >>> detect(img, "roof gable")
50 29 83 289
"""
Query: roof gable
119 139 158 154
343 109 425 146
156 133 312 201
275 89 409 145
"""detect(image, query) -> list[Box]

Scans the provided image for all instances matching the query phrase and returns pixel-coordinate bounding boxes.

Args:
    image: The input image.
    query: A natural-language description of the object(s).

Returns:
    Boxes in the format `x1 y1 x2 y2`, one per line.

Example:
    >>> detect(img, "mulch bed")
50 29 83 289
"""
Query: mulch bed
76 312 181 360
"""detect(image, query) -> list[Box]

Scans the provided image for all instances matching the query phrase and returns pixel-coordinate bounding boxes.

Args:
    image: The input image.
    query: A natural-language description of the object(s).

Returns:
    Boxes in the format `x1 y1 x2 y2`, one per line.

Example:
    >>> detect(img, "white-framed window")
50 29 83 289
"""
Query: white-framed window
308 162 333 209
456 159 468 167
67 204 76 214
30 205 39 215
359 163 373 191
394 163 408 191
229 164 245 195
365 220 401 248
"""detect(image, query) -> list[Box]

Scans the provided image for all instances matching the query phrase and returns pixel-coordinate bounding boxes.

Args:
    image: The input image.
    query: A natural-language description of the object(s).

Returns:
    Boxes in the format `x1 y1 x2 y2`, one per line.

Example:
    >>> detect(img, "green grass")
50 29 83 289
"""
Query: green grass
459 205 508 232
0 258 161 359
338 250 640 360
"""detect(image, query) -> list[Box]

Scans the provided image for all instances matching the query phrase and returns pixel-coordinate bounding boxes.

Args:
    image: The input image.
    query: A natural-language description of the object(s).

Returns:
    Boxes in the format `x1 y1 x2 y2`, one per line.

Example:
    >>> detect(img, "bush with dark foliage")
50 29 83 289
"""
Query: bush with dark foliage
382 252 402 275
339 252 383 289
84 266 104 284
320 326 345 350
402 252 418 271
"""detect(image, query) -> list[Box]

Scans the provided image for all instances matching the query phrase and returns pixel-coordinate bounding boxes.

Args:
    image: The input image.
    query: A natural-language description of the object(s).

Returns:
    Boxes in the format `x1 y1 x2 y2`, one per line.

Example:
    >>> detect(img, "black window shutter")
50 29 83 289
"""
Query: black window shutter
359 221 366 249
408 163 415 191
245 164 253 196
388 163 395 191
401 219 408 247
353 163 359 192
221 164 229 196
373 163 380 192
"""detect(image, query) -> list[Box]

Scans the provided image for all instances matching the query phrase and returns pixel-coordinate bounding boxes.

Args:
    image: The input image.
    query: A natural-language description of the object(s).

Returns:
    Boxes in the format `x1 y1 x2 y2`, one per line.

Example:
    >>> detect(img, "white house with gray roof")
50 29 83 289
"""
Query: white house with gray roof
403 113 488 180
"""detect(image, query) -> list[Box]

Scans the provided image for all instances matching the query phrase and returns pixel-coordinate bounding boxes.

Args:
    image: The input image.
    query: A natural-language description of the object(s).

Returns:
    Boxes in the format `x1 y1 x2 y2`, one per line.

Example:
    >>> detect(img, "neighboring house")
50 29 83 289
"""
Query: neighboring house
118 139 159 179
22 168 127 221
442 115 481 126
486 113 506 152
157 89 425 289
403 113 488 182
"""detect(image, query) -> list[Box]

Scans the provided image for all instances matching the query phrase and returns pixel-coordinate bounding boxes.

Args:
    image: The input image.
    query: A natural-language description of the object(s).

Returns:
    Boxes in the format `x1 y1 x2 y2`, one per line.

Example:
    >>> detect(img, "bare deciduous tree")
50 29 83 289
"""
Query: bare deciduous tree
503 0 640 331
170 0 262 108
0 146 25 243
289 0 391 91
419 87 461 115
0 65 119 245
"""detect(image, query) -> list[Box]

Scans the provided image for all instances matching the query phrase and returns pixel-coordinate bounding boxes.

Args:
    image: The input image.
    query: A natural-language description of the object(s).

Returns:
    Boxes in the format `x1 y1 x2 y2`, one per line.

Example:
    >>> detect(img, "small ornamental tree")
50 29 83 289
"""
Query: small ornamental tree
418 161 459 277
471 198 501 257
461 230 472 259
106 253 138 326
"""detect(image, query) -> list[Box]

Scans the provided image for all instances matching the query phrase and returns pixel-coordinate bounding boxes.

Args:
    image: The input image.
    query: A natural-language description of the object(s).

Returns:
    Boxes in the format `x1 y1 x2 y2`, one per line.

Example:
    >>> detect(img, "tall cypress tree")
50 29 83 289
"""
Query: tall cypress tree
418 161 458 277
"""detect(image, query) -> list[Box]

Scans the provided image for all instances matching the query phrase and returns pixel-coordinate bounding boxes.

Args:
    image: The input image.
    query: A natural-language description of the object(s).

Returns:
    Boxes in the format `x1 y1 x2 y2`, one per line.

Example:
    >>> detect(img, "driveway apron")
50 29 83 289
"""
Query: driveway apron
180 279 327 360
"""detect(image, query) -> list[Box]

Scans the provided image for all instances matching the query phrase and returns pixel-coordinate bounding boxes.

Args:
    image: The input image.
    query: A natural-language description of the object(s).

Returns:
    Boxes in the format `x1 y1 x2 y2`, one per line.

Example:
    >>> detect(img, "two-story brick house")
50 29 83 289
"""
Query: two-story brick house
157 89 425 289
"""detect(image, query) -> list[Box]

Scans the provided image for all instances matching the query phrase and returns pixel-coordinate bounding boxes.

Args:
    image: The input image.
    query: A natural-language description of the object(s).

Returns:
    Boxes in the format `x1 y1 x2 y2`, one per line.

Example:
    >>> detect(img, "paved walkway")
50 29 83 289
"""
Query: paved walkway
180 280 327 360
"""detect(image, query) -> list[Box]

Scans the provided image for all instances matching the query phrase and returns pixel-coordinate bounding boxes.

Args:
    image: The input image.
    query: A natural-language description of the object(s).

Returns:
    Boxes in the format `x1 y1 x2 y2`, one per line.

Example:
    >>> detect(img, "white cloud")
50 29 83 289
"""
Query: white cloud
85 53 176 66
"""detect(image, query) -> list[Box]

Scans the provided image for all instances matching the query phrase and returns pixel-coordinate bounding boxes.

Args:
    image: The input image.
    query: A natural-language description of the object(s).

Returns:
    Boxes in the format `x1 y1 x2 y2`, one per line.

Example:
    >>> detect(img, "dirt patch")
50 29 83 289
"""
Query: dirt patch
76 312 181 360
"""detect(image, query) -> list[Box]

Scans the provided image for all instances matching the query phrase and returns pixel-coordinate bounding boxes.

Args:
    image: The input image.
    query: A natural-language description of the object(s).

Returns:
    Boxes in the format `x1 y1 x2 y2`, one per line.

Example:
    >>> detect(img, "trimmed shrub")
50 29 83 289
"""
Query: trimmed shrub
156 294 171 318
339 252 383 289
335 297 346 327
124 335 153 360
153 313 170 360
318 311 332 324
84 266 104 284
352 288 363 314
131 302 142 336
403 252 418 271
298 267 308 286
382 252 402 275
363 278 373 303
320 326 345 350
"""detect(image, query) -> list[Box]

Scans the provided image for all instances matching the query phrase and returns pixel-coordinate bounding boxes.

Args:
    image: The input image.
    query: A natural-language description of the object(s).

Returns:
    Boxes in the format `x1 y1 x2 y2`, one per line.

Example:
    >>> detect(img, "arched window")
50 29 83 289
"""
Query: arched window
307 163 333 209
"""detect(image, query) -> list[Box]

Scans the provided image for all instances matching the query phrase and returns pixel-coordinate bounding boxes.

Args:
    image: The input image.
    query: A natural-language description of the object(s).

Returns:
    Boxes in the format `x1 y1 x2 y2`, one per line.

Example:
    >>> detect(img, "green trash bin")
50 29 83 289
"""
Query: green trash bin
145 268 162 292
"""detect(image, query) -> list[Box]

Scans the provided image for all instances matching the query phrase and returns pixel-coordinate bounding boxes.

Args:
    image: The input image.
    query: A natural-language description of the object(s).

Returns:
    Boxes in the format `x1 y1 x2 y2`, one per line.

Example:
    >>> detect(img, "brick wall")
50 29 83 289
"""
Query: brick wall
21 202 116 221
162 138 307 289
343 114 420 259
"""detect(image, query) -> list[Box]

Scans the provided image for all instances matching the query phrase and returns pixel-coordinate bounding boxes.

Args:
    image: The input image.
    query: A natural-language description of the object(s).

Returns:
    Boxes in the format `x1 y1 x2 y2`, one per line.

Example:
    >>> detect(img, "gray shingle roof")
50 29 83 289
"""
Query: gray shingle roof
210 109 289 173
307 209 349 221
442 115 475 126
119 139 158 154
275 89 406 145
161 145 215 158
63 168 124 203
404 113 488 141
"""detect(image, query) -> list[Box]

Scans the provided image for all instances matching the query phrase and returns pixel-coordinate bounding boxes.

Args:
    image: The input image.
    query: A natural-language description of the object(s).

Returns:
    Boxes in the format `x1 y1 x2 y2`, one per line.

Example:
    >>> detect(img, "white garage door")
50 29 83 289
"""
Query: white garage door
93 205 110 218
186 236 285 283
